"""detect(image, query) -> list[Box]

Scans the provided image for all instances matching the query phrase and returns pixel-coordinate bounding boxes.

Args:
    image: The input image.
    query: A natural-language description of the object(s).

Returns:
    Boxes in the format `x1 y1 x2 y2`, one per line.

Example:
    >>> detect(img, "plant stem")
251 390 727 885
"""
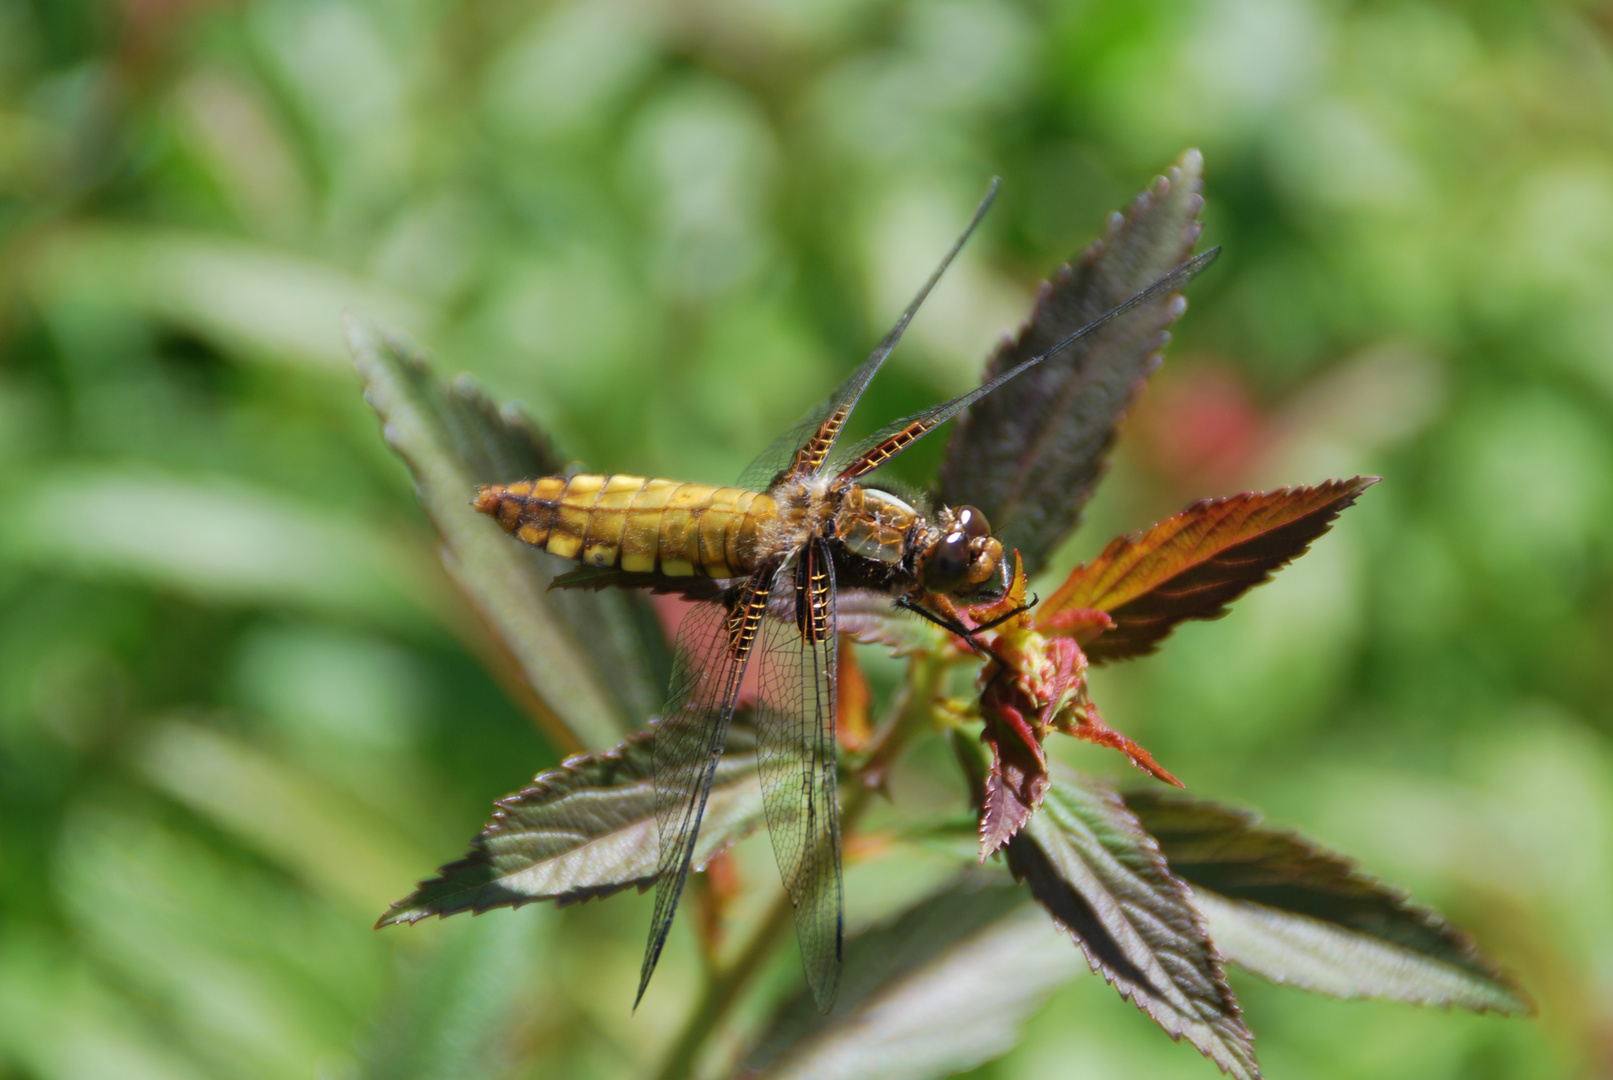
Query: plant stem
653 886 796 1080
652 652 954 1080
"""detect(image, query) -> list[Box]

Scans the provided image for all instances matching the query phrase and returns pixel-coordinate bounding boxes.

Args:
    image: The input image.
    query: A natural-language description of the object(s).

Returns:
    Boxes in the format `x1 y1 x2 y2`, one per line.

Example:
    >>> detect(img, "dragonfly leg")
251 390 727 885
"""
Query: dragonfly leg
970 595 1038 633
894 593 1004 663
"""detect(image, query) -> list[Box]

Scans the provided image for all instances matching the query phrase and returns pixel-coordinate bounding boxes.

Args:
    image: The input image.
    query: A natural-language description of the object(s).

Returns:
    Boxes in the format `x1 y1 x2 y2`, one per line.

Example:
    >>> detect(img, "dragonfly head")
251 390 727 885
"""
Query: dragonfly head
917 504 1003 595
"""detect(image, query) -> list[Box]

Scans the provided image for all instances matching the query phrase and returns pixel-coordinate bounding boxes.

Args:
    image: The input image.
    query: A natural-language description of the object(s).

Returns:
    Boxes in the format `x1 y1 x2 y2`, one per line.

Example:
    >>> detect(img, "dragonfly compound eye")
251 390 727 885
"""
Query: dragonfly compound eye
922 531 971 592
954 504 991 539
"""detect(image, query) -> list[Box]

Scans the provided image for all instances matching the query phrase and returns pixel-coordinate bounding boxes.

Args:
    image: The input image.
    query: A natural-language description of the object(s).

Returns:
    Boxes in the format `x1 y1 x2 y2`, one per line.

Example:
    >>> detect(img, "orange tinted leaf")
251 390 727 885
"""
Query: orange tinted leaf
836 637 873 753
1041 477 1377 662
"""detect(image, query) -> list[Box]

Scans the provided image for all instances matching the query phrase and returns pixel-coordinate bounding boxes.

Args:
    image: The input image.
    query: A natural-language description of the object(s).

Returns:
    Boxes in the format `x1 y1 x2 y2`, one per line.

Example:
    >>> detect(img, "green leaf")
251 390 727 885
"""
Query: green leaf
0 468 448 631
1125 792 1533 1014
138 723 436 915
348 317 670 751
358 916 537 1080
1006 765 1260 1079
752 880 1082 1080
377 712 766 924
938 149 1209 577
0 929 215 1080
27 225 428 372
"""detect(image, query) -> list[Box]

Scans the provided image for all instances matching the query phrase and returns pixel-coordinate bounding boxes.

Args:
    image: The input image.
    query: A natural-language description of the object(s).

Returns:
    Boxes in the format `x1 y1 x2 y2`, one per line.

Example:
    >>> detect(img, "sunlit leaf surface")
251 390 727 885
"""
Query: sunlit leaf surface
1126 792 1532 1014
754 881 1080 1080
938 149 1208 577
1043 478 1377 662
379 712 765 923
1006 765 1259 1079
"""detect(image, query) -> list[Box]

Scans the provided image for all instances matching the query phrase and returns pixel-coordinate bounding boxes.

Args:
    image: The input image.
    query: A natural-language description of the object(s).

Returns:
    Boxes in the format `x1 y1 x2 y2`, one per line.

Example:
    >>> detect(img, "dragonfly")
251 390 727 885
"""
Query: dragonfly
473 181 1218 1013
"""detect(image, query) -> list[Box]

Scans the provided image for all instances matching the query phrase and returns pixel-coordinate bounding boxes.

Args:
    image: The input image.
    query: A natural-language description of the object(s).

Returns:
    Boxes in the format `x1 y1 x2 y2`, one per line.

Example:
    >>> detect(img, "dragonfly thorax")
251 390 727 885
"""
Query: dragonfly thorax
813 482 1004 597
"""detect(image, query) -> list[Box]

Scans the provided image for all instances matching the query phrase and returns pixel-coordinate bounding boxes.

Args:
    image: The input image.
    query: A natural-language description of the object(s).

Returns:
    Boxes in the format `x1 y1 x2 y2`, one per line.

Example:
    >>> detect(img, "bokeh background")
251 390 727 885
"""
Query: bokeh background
2 0 1612 1076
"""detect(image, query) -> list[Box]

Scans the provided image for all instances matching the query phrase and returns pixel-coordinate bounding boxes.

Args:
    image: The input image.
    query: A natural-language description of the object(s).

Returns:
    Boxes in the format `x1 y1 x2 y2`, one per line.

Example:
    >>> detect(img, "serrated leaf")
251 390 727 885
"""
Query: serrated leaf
1006 765 1259 1079
348 317 670 750
378 713 766 924
938 149 1209 577
1125 792 1532 1014
1042 477 1377 662
753 880 1083 1080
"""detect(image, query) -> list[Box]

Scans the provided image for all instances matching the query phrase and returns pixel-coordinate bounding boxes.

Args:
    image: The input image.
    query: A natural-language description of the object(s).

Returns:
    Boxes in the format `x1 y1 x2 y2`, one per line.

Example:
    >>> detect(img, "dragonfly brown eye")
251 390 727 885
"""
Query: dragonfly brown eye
955 505 990 539
923 531 971 591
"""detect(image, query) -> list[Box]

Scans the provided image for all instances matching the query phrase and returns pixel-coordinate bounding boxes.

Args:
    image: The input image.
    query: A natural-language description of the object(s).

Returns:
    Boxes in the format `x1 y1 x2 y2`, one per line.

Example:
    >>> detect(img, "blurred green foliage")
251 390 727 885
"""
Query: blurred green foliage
1 0 1610 1076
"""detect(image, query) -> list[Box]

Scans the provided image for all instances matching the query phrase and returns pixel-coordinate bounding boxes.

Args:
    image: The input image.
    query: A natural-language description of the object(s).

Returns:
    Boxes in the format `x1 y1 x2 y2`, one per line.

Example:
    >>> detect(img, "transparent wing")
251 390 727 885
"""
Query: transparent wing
636 569 775 1009
832 247 1222 481
755 539 843 1013
737 180 1000 491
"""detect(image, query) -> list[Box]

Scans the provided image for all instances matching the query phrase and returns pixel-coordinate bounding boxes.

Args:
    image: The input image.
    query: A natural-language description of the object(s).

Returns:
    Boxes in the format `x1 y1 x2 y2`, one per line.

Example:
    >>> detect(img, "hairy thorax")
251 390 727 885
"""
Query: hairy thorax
760 476 928 579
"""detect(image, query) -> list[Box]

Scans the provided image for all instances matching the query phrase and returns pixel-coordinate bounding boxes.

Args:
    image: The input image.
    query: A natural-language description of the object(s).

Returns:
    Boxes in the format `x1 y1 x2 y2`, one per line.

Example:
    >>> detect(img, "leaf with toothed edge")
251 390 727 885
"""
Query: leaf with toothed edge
1005 764 1260 1079
939 148 1211 579
1125 791 1533 1014
347 317 671 750
376 711 766 925
1041 477 1377 663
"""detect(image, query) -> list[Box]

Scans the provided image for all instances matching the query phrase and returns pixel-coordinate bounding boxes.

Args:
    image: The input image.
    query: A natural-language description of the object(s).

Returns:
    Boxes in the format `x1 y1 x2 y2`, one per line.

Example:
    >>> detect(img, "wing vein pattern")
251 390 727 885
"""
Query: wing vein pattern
758 538 844 1013
637 565 776 1007
737 181 999 491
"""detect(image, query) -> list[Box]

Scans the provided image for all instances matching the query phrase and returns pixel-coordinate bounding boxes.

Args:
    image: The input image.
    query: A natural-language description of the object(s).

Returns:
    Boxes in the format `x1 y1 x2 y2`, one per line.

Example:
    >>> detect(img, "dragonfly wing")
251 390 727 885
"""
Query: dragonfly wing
832 247 1221 481
737 181 999 491
637 567 777 1009
756 539 844 1013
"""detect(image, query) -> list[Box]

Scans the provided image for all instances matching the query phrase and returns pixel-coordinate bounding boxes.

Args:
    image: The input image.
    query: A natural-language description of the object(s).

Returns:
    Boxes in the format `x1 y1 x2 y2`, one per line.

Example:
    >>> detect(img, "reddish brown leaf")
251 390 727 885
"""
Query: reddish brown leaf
1040 477 1378 662
978 698 1050 860
1055 700 1183 789
975 622 1072 859
836 637 873 753
695 850 743 956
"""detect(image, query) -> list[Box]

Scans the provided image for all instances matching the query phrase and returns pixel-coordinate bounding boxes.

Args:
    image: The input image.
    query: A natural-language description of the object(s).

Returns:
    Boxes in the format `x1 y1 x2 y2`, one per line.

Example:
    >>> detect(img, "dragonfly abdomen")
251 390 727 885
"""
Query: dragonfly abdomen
475 474 777 579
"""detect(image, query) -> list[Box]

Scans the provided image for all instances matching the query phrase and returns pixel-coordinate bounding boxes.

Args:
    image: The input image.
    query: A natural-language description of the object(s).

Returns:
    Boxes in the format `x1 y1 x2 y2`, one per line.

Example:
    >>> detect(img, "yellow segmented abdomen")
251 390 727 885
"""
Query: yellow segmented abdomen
474 474 777 579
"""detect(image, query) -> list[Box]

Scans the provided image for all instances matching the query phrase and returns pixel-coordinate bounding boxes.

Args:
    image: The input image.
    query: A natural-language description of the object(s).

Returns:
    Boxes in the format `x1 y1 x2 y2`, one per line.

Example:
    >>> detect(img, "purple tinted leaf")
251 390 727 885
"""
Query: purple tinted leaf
939 149 1208 577
1126 792 1532 1014
1006 764 1260 1079
377 713 765 924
